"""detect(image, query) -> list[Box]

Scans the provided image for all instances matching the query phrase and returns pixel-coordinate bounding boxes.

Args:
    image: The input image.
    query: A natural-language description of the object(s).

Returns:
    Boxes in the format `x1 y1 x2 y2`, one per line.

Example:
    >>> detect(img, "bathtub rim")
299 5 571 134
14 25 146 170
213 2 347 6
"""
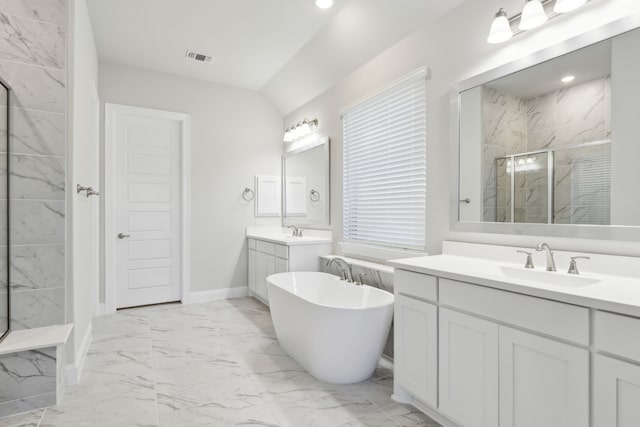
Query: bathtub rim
266 271 394 311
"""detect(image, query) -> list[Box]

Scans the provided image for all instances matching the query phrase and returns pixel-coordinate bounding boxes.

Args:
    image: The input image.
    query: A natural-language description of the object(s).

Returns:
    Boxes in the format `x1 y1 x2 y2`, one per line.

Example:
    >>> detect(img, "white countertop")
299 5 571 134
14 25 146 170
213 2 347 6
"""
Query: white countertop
389 253 640 318
246 227 332 246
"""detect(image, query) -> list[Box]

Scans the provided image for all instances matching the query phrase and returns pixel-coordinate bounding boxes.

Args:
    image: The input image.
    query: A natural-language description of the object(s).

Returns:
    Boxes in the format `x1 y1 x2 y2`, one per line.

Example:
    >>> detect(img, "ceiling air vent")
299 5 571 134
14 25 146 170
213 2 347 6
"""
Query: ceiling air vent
185 50 214 63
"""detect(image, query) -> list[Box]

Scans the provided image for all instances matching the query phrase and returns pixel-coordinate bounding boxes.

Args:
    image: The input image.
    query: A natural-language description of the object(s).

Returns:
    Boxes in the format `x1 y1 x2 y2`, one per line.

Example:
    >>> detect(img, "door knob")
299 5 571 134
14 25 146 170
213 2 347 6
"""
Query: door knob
117 233 130 239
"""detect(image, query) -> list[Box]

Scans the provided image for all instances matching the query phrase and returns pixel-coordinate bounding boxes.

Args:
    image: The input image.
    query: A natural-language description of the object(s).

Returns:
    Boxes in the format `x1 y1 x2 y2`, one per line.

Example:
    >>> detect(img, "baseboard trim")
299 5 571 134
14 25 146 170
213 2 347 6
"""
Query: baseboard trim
65 323 92 386
188 287 249 304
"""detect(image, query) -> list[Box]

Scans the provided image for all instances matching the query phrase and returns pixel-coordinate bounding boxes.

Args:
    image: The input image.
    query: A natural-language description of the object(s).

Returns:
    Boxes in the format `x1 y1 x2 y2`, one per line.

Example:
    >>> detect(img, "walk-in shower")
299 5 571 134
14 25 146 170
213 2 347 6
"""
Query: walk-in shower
494 140 611 225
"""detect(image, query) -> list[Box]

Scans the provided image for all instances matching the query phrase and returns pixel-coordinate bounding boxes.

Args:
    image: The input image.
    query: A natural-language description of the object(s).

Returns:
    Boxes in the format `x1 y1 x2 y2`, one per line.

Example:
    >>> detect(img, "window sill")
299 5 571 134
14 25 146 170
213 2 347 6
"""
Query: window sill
337 242 427 264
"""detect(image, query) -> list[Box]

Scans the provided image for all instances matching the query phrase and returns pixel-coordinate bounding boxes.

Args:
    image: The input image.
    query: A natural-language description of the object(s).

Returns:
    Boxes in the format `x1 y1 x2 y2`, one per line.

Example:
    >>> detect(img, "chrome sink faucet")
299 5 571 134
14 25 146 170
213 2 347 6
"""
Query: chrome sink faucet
288 225 300 237
536 242 556 272
326 257 354 283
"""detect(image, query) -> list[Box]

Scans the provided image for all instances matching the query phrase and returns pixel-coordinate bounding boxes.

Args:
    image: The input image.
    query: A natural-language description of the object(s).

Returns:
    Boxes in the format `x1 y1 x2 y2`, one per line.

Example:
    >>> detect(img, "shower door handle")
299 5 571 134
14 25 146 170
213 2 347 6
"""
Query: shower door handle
117 233 130 239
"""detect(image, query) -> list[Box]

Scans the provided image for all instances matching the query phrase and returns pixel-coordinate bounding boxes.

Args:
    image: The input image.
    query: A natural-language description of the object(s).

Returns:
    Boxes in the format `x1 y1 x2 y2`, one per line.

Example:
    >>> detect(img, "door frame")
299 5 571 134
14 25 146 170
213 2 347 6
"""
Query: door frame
104 103 191 314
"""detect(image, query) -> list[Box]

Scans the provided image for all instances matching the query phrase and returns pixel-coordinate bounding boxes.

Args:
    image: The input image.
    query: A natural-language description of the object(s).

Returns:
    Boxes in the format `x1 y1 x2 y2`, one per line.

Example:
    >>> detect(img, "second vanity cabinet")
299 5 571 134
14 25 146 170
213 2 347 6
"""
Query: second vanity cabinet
247 237 331 305
394 270 599 427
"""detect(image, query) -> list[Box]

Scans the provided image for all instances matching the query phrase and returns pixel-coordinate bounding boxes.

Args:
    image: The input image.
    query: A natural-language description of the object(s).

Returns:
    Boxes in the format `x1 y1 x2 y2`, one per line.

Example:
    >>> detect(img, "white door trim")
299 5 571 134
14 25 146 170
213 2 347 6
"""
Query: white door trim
104 103 191 314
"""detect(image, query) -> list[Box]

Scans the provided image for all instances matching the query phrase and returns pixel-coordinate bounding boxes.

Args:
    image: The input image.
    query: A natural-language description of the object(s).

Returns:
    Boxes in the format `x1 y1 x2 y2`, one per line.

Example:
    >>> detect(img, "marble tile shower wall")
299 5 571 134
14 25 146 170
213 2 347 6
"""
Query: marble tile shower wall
0 0 67 331
481 87 527 222
482 77 611 224
0 0 67 416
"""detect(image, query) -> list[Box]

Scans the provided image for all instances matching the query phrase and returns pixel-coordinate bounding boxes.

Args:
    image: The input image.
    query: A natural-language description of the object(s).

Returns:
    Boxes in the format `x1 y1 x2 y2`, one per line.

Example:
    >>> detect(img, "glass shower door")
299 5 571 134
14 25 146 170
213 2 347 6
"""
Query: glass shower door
0 81 9 343
496 152 550 224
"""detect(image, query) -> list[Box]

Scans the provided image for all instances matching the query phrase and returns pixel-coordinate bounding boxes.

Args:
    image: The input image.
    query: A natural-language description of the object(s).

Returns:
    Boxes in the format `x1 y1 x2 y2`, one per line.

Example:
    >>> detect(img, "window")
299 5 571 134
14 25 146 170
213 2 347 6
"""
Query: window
342 68 427 252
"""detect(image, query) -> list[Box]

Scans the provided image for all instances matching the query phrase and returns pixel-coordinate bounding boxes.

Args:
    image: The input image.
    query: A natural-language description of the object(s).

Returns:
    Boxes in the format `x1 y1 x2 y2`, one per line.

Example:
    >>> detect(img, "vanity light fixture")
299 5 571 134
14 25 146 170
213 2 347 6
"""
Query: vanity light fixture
487 9 513 44
488 0 588 44
315 0 333 9
283 118 319 142
561 75 576 83
519 0 548 30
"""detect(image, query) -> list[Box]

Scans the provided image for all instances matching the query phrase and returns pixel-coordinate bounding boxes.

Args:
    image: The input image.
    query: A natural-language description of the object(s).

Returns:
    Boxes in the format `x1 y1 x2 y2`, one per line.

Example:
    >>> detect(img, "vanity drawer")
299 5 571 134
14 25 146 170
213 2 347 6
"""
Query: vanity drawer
439 278 589 345
248 238 256 250
595 311 640 362
256 240 276 255
394 270 438 302
275 244 288 259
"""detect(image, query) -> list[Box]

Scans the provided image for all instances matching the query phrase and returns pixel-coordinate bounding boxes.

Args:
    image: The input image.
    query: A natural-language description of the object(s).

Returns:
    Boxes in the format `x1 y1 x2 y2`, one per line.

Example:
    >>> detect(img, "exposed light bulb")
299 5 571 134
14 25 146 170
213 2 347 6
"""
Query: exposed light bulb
300 119 311 135
519 0 548 31
554 0 587 13
561 75 576 83
283 129 293 142
315 0 333 9
487 8 513 44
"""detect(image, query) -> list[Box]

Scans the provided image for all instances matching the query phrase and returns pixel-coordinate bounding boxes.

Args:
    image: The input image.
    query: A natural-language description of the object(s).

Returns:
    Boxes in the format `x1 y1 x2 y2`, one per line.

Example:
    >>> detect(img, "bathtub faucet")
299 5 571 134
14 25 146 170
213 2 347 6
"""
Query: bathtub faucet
326 257 355 284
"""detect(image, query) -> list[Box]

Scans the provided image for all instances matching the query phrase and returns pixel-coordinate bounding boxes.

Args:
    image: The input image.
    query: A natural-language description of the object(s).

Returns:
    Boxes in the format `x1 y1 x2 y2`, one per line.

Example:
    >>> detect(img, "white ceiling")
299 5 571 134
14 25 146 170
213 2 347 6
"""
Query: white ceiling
485 39 612 98
87 0 464 113
86 0 345 90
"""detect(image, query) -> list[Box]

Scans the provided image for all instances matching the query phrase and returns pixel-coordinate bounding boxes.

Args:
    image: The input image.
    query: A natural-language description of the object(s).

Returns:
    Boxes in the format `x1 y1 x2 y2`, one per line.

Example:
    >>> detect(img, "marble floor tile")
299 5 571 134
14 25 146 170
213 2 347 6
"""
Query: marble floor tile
0 408 44 427
0 297 441 427
380 403 441 427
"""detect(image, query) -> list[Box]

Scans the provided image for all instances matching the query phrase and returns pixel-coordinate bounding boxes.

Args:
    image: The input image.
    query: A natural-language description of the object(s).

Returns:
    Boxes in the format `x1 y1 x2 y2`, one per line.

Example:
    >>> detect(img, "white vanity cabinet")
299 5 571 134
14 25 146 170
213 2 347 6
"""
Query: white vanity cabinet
393 271 592 427
394 270 438 407
395 294 438 407
439 308 498 427
247 236 331 305
498 326 589 427
594 355 640 427
593 311 640 427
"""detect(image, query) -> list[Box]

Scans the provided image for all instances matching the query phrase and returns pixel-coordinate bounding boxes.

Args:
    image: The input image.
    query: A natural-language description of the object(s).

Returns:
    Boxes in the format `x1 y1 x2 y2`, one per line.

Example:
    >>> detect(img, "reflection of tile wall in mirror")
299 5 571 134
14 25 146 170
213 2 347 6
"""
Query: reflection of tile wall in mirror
480 76 611 225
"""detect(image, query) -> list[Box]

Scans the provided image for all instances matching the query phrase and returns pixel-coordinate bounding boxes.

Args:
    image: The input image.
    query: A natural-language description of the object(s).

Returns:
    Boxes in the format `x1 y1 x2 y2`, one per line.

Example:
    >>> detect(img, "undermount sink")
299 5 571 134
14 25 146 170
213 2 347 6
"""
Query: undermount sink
497 266 600 287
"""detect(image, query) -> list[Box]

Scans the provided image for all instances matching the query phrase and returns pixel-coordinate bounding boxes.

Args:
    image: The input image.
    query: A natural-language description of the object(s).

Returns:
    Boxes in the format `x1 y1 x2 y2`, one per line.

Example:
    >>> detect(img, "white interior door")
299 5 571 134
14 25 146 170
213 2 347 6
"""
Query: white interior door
112 107 183 309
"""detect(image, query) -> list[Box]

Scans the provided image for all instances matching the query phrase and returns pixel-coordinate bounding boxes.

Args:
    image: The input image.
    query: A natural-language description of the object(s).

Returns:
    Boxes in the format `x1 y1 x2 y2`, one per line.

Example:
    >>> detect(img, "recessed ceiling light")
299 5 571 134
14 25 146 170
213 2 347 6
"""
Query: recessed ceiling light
561 75 576 83
315 0 333 9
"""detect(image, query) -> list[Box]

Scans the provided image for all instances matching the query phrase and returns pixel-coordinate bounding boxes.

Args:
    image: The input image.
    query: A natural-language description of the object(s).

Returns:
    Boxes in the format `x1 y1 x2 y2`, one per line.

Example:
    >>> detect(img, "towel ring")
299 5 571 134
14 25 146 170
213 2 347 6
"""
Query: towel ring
310 189 320 202
242 187 255 201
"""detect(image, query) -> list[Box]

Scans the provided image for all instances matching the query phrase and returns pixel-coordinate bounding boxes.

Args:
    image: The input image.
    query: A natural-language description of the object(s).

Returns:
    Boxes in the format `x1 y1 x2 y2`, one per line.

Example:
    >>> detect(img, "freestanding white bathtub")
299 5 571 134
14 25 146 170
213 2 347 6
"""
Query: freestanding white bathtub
267 271 394 384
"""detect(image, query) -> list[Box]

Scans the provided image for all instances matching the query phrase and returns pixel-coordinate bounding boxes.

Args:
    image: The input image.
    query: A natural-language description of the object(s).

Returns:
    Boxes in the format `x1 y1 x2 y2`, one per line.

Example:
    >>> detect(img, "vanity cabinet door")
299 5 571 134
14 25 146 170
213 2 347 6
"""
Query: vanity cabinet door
395 295 437 407
248 248 256 293
498 326 589 427
254 251 275 302
275 257 288 274
439 308 499 427
594 354 640 427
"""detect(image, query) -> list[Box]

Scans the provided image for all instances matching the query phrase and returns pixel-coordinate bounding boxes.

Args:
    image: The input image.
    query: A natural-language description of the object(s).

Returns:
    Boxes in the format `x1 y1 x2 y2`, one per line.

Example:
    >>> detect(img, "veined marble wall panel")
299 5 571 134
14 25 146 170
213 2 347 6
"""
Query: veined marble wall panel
0 347 57 417
481 87 527 222
0 0 68 416
481 77 610 225
0 0 68 331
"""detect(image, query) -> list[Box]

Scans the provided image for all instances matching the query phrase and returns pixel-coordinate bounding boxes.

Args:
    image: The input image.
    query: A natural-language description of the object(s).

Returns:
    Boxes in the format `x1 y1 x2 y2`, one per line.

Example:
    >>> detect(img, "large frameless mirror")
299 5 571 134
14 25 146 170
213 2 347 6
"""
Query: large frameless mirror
282 137 330 228
0 79 9 343
453 22 640 240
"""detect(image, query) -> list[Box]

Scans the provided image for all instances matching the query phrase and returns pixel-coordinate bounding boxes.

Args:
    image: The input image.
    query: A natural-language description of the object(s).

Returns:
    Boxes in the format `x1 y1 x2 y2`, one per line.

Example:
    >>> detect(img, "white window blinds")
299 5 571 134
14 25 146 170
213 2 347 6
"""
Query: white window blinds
342 68 427 251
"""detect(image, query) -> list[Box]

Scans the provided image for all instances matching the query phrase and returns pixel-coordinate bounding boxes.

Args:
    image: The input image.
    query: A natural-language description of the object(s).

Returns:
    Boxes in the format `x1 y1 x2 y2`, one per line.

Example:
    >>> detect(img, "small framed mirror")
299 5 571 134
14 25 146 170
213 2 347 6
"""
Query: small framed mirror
283 137 330 228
